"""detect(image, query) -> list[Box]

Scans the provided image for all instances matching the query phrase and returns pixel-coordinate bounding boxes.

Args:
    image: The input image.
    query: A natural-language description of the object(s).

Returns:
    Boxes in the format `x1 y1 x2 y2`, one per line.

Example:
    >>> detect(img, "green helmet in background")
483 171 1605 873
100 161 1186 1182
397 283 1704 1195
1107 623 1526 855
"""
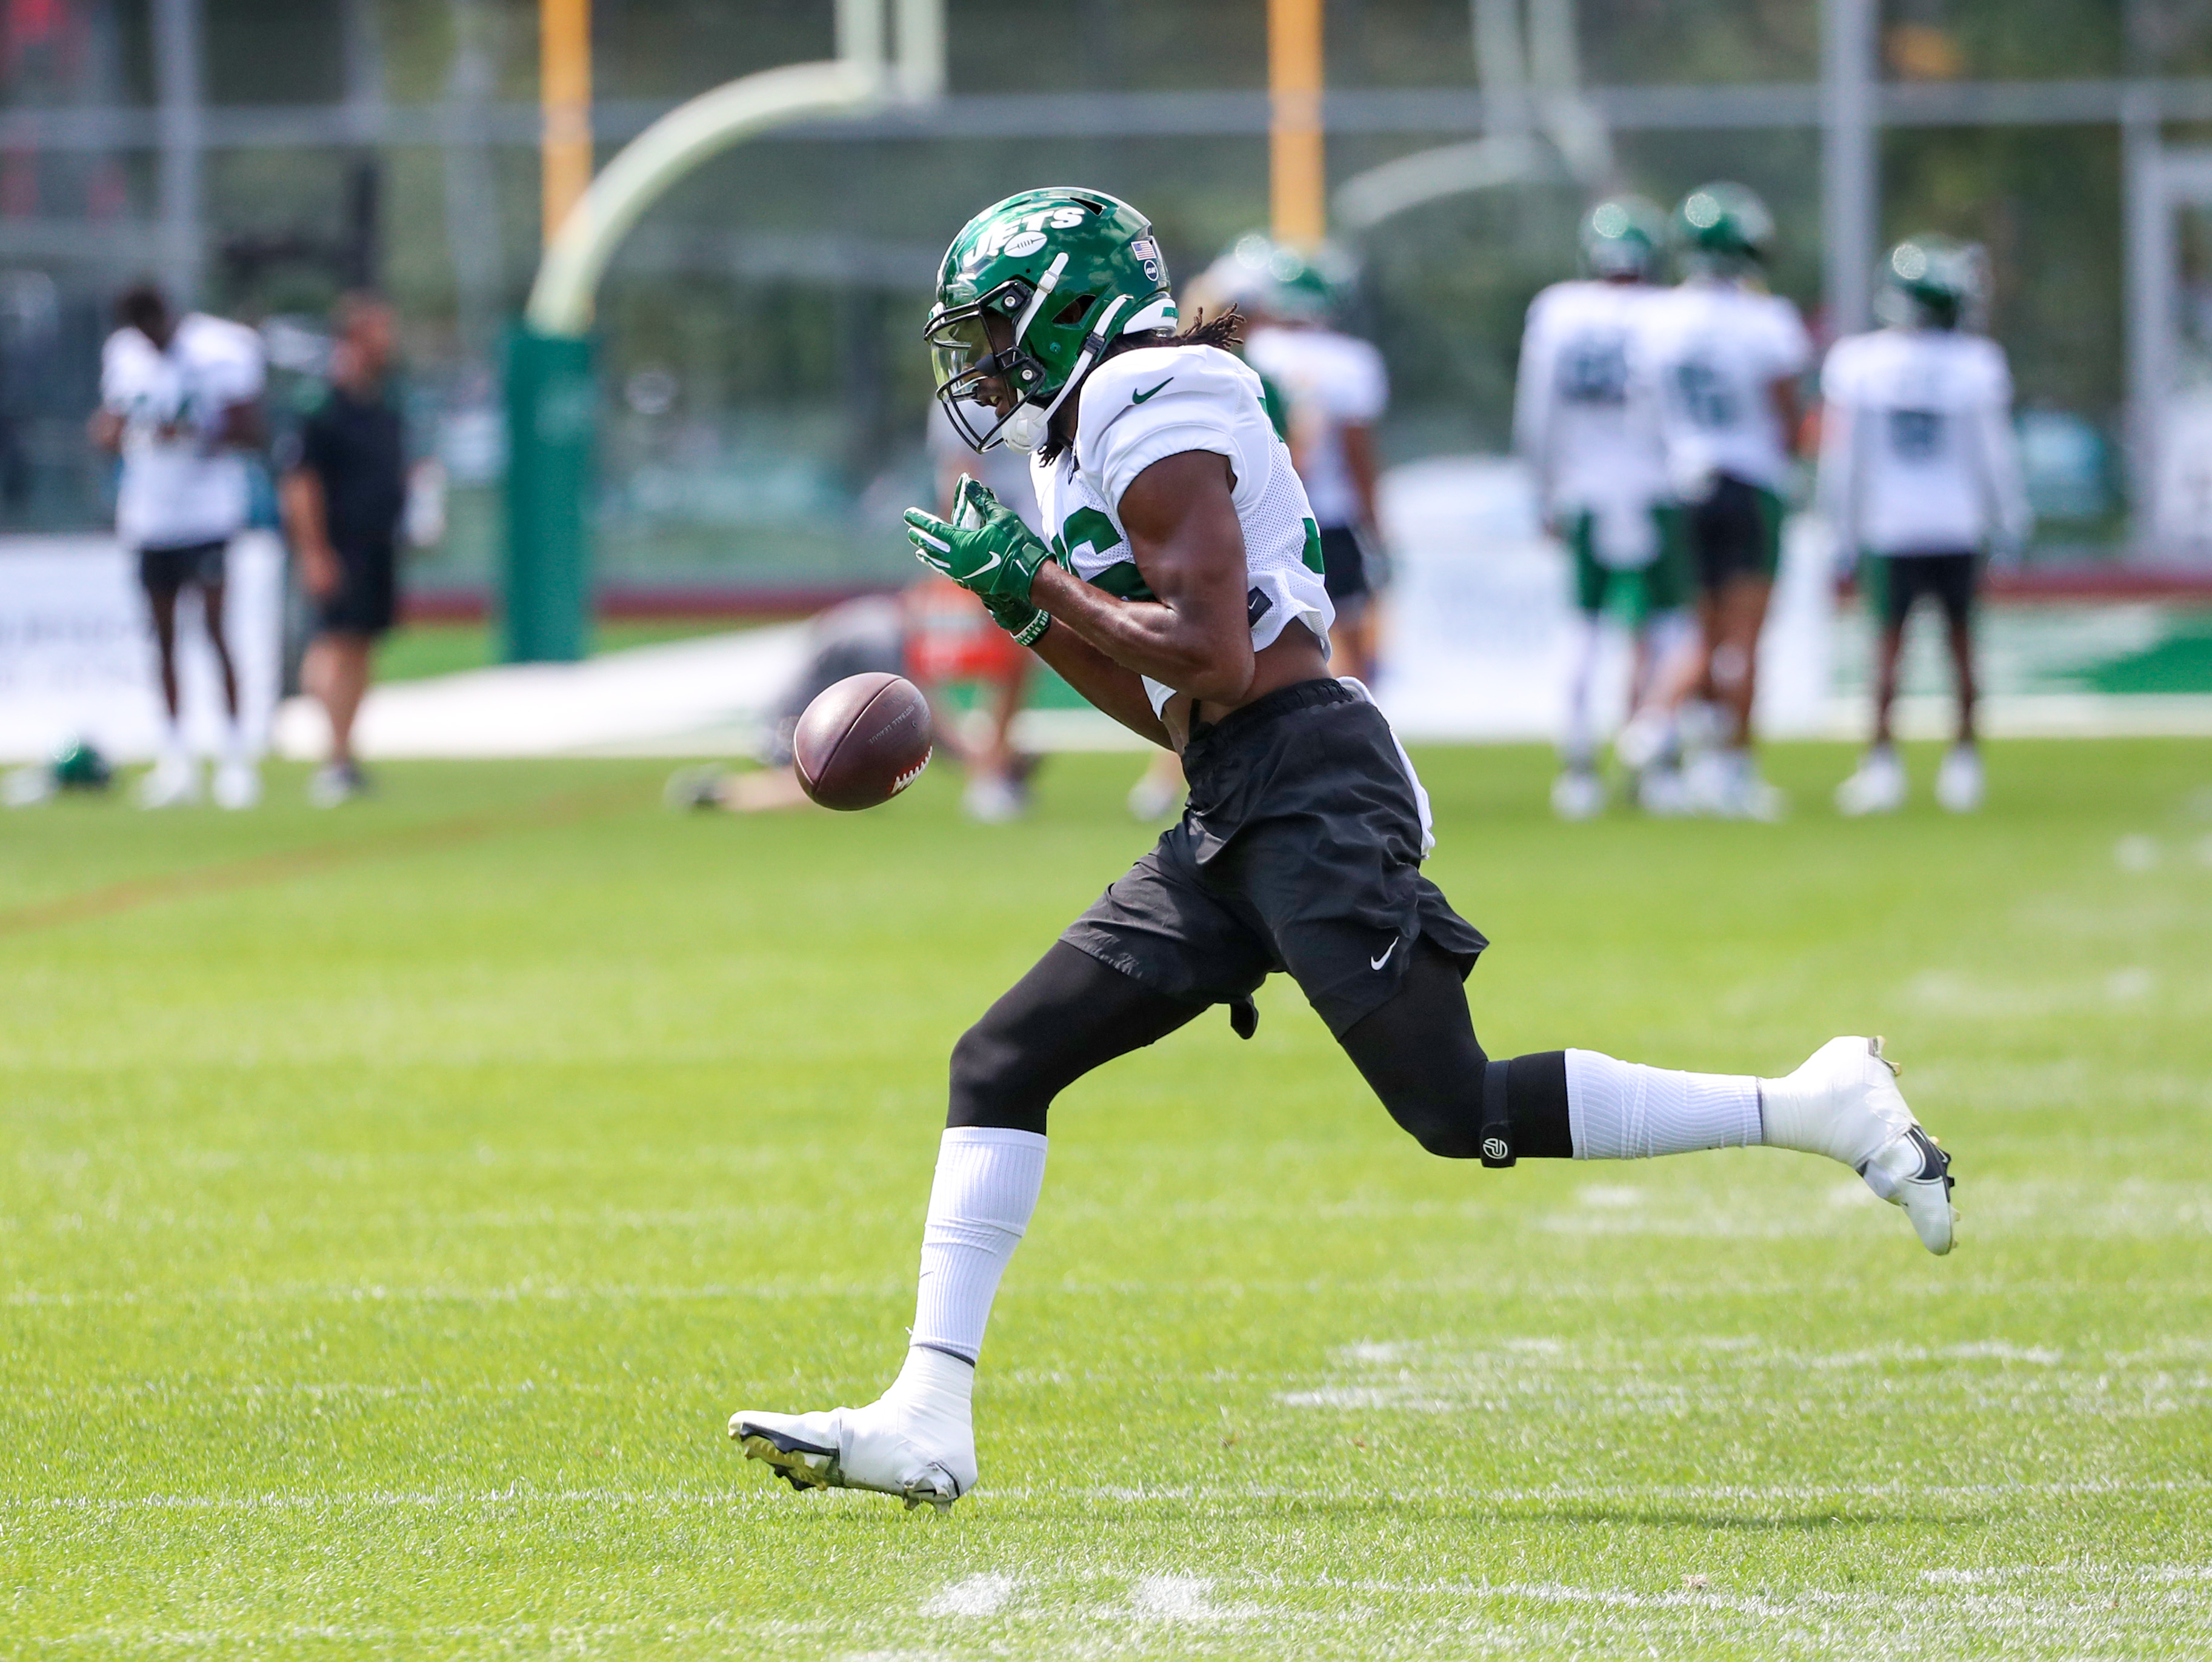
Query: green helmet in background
927 187 1179 453
52 737 112 791
1672 181 1775 276
1875 233 1987 330
1208 231 1350 322
1579 196 1666 281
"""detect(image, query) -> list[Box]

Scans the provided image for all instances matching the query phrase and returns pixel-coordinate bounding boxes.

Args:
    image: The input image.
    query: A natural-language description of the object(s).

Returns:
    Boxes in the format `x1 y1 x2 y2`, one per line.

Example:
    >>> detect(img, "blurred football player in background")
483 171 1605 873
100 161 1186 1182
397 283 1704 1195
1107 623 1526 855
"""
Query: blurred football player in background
1821 236 2029 815
1635 184 1813 820
91 282 266 809
1514 196 1694 819
1236 236 1389 689
281 293 408 807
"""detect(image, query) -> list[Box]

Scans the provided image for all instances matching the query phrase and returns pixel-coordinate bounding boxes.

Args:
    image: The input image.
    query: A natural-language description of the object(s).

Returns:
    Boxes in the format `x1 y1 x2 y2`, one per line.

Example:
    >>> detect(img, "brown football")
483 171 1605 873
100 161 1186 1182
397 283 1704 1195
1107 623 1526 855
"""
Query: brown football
791 672 934 811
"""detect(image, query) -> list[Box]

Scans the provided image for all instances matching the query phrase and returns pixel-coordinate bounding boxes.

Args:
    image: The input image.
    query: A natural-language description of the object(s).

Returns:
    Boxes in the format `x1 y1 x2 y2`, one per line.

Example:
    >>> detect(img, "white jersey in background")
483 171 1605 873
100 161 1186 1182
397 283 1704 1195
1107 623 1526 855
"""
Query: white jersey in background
1242 324 1386 530
1637 278 1812 497
1817 327 2030 556
1513 279 1673 566
1033 343 1334 715
99 313 265 551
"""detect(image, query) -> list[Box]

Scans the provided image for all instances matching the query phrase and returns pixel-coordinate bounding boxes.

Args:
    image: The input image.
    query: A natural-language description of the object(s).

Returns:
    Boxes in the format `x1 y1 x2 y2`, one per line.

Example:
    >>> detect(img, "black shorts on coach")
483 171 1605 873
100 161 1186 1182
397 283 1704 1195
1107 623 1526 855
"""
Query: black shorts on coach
315 539 399 637
1061 679 1486 1038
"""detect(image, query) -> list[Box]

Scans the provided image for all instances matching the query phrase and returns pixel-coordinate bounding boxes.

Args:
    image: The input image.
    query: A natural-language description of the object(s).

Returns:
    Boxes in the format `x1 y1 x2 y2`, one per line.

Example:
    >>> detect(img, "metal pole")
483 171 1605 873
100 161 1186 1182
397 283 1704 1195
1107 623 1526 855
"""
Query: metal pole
1820 0 1877 334
150 0 204 305
2122 85 2167 547
541 0 592 247
1268 0 1327 247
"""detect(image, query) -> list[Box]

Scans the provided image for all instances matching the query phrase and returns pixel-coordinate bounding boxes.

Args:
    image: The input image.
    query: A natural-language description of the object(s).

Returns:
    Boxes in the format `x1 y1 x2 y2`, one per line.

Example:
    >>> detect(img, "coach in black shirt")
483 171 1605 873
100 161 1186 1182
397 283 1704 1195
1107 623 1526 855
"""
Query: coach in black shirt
281 294 405 805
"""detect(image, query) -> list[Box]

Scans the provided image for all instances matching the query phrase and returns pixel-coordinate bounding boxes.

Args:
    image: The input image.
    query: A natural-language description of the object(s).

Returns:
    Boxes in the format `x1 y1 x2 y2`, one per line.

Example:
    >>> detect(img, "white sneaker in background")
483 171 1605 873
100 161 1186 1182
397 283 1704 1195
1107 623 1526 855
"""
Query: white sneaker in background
1126 773 1182 823
1687 748 1784 821
1637 763 1693 817
1834 745 1907 817
307 762 366 808
963 773 1027 823
1934 743 1984 814
212 758 261 811
1550 766 1607 822
138 755 201 809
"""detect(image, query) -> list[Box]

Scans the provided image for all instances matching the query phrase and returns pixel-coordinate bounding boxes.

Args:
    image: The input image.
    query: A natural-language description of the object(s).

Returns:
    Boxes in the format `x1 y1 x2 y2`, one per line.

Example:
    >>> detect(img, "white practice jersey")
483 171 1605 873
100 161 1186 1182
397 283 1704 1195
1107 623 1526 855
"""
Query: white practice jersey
1033 343 1334 716
1637 278 1811 497
1513 279 1673 566
100 313 265 550
1817 327 2030 557
1242 324 1387 530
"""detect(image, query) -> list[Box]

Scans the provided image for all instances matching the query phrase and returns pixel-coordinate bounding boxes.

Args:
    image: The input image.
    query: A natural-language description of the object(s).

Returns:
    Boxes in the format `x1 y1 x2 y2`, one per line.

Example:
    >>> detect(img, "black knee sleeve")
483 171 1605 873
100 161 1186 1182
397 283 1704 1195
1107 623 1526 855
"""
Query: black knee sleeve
1339 941 1574 1162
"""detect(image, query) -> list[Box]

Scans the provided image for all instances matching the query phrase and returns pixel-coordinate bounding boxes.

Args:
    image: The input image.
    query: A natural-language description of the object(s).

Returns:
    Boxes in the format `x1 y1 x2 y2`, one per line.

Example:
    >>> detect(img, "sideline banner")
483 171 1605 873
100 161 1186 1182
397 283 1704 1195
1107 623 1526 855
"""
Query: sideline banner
0 532 285 763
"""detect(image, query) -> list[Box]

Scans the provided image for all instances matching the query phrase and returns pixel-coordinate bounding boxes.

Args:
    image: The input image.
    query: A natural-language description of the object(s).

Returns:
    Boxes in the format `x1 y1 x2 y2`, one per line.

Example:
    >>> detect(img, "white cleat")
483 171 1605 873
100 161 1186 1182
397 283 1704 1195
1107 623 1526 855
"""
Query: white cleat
730 1348 977 1512
1934 743 1984 814
1550 766 1607 821
213 758 261 811
1762 1035 1956 1254
1834 746 1906 816
1688 748 1785 821
137 757 201 809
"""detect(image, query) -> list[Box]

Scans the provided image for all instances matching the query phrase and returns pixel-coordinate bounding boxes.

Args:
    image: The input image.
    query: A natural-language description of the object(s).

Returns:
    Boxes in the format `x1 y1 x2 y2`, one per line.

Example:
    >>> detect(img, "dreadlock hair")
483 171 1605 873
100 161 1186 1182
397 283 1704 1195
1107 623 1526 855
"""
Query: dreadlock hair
1038 305 1249 463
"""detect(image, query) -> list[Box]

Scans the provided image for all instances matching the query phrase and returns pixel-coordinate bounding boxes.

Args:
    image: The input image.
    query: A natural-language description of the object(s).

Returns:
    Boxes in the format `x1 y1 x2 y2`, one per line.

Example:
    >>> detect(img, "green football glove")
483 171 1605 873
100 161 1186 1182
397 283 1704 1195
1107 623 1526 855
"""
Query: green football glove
905 476 1054 607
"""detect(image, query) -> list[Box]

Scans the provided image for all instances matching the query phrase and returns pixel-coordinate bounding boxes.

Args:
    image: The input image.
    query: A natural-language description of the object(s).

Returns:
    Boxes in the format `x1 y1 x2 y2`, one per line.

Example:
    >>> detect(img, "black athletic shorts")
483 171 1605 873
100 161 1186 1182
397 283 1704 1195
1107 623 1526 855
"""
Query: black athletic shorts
1862 548 1979 632
1685 473 1785 590
1318 525 1372 605
316 540 398 637
1061 678 1487 1037
138 539 227 596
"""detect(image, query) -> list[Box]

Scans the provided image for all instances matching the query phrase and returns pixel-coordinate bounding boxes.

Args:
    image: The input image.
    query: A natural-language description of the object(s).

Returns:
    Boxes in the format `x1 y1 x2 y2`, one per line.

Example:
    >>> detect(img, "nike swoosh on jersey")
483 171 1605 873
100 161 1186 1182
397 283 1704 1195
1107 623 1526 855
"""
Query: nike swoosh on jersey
1370 939 1398 971
1131 377 1175 404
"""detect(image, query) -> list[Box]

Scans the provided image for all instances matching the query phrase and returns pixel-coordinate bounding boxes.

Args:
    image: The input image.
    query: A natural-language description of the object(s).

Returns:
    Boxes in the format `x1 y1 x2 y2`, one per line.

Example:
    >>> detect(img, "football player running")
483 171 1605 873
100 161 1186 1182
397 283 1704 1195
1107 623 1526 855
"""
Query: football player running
730 188 1956 1513
1822 236 2029 816
1514 196 1695 819
1635 184 1814 819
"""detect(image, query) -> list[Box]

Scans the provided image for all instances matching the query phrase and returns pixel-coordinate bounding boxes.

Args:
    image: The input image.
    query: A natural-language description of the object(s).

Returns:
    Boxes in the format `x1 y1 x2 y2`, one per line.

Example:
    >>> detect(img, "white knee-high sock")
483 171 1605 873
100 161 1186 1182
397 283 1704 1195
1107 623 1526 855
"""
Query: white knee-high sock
907 1126 1047 1364
1564 1049 1763 1158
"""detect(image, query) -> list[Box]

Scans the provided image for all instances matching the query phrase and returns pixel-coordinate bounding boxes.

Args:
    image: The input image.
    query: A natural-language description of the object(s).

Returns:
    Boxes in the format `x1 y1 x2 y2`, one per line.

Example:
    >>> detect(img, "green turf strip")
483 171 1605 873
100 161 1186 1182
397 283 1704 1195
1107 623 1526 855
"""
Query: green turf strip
3 741 2210 1657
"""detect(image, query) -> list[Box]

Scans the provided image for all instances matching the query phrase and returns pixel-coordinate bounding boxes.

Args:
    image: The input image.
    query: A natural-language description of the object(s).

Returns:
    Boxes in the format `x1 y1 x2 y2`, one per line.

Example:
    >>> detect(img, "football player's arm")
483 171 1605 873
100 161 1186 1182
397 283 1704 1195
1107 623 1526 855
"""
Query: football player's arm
280 457 341 600
1028 449 1256 706
1814 391 1858 567
1025 623 1171 748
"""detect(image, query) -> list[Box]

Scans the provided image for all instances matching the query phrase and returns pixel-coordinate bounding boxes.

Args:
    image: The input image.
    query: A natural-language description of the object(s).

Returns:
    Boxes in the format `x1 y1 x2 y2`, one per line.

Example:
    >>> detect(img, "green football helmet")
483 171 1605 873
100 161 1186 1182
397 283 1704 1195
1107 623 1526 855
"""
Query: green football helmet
927 187 1179 453
52 737 112 791
1875 234 1986 330
1579 196 1666 281
1672 181 1775 275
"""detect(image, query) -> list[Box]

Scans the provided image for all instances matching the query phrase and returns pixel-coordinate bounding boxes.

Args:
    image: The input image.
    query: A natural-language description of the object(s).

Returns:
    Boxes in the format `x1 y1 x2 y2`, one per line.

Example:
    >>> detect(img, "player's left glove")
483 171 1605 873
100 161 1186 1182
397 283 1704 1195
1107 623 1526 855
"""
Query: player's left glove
905 476 1054 608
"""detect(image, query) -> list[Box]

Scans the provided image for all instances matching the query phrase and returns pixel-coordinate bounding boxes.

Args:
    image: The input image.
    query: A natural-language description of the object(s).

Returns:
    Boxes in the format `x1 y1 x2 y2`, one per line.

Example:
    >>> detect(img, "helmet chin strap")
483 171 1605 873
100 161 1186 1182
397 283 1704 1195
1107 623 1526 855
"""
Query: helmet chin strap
999 293 1132 456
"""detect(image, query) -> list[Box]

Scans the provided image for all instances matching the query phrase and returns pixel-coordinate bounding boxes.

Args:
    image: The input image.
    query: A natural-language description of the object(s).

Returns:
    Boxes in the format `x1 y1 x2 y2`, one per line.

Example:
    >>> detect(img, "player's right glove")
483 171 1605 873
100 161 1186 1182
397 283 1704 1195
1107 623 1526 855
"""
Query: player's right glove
905 476 1053 645
905 476 1051 601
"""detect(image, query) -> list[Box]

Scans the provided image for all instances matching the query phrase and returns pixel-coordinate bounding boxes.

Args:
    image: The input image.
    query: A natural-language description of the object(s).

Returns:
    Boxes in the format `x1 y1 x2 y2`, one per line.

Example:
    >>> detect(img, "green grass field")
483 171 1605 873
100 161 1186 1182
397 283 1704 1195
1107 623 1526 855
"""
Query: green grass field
5 740 2210 1658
